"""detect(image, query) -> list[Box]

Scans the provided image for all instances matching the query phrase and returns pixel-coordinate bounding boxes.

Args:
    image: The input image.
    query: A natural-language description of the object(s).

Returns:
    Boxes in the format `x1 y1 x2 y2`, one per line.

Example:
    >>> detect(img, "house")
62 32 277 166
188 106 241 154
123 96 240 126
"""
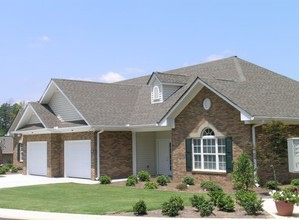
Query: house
11 56 299 184
0 136 14 164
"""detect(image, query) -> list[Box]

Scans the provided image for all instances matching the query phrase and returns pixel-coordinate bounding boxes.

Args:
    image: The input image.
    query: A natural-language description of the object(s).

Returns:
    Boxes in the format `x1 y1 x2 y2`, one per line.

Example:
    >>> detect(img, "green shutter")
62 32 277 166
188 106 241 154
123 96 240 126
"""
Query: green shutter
185 138 192 172
225 137 233 173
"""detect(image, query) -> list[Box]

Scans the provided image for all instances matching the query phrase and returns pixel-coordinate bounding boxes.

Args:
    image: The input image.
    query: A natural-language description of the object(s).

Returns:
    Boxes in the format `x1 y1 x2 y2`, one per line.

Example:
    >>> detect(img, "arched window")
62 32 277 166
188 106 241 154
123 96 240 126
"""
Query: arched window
153 86 160 100
193 128 226 171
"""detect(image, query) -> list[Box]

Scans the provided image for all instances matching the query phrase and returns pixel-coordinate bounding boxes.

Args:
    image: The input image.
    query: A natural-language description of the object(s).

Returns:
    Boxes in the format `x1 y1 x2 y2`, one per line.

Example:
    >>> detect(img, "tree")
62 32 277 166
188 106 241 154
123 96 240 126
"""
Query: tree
0 102 22 136
232 153 255 191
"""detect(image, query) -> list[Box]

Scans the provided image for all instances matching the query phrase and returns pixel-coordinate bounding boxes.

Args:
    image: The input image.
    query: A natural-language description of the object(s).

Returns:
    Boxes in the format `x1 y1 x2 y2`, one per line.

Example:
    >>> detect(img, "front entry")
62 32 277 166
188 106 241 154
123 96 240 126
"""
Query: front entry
157 139 172 176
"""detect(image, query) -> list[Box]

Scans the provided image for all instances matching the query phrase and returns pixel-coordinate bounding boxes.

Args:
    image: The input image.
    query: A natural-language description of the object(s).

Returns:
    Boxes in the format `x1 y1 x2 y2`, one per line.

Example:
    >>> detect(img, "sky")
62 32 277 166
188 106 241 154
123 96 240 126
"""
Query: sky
0 0 299 105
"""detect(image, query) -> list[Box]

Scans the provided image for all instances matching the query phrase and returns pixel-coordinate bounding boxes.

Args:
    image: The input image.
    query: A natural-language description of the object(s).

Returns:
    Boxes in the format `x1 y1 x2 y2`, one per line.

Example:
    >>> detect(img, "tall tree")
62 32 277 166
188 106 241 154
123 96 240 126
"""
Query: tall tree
0 102 22 136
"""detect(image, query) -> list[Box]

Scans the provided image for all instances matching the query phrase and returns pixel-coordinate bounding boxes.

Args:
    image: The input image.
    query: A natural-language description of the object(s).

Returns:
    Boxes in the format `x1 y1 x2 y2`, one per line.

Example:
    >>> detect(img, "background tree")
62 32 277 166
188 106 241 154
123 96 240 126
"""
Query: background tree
0 102 22 136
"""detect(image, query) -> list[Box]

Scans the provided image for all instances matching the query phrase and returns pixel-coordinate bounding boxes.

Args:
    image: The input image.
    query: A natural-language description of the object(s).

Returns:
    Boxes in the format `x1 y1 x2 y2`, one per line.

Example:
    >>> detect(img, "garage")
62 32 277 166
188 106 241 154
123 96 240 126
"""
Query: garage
64 140 91 179
27 141 47 176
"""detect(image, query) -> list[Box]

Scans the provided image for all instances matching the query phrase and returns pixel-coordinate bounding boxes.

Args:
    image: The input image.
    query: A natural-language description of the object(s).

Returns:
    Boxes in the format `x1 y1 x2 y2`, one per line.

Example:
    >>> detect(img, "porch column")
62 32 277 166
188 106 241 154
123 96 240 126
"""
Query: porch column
132 131 137 175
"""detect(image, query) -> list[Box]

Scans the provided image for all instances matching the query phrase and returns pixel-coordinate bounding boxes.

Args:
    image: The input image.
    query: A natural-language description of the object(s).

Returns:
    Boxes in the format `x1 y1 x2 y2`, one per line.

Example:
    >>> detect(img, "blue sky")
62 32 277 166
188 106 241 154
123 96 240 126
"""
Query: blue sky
0 0 298 104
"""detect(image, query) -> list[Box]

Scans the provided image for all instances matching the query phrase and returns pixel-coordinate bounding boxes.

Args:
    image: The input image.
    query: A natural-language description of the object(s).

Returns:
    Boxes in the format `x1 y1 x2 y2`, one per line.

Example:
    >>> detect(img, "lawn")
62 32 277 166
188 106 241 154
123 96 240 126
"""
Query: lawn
0 183 194 214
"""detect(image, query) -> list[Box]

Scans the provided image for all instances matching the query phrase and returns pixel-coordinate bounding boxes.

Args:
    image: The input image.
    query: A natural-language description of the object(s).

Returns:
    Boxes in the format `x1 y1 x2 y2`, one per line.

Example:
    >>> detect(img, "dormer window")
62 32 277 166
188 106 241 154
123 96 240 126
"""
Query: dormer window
148 72 187 104
151 84 162 103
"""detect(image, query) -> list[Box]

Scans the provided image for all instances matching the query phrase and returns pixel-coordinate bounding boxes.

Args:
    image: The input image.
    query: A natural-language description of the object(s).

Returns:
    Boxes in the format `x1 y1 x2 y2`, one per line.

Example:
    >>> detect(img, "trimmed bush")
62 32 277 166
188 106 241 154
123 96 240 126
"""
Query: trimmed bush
200 180 223 192
291 178 299 186
236 190 263 215
162 196 184 217
265 180 281 190
10 167 18 173
144 182 158 189
133 200 147 215
0 168 6 175
217 194 235 212
176 183 188 191
190 194 214 217
208 188 225 206
16 166 23 171
183 176 195 185
137 170 151 182
99 175 111 184
126 175 138 186
156 175 169 186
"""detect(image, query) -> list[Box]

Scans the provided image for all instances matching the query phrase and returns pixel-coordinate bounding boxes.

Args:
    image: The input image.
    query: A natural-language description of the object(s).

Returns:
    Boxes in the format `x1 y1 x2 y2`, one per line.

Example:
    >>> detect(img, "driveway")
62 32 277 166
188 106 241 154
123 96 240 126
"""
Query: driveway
0 174 98 189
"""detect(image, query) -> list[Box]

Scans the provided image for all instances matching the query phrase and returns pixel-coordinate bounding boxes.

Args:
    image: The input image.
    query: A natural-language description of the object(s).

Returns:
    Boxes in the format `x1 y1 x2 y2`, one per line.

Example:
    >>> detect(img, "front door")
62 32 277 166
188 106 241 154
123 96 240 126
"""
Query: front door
157 139 172 176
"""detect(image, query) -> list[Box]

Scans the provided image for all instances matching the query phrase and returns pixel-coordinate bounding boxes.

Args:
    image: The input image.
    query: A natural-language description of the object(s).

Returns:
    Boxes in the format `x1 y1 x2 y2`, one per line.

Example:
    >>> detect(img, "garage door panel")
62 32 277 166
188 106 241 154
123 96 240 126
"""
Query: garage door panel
27 142 47 176
64 140 91 179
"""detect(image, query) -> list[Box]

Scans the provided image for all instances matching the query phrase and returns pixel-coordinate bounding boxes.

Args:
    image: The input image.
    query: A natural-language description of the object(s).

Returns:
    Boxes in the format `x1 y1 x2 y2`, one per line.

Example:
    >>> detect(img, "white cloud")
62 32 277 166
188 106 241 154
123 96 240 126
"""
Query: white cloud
39 35 50 42
204 50 234 62
99 72 125 83
204 54 225 62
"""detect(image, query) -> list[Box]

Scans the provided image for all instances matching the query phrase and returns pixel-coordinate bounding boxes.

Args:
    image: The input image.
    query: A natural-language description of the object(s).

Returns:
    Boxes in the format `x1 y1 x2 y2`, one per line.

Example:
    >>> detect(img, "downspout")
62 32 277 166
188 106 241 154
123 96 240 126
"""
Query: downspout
252 122 264 185
97 130 104 179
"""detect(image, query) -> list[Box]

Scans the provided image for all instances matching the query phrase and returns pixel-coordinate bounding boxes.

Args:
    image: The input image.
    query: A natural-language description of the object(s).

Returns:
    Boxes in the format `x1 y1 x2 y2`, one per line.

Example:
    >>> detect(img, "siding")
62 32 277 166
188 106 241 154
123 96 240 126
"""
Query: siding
28 114 40 124
136 132 156 175
163 85 181 101
49 92 82 122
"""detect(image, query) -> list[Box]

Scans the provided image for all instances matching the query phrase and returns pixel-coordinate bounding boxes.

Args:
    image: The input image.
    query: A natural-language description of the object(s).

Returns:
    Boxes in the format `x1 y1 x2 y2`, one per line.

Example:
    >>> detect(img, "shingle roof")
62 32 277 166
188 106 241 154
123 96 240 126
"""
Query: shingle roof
0 137 13 154
15 56 299 131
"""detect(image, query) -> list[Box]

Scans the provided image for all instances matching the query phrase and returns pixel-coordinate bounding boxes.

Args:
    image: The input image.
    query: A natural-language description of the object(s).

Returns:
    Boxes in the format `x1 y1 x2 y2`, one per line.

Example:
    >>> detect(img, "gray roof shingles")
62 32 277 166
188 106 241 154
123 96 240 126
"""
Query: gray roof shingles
16 56 299 131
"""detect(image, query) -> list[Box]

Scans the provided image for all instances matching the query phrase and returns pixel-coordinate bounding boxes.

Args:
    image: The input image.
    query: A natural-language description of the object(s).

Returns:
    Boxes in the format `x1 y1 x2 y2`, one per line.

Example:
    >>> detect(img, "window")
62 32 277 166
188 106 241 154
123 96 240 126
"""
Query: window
153 86 160 100
193 128 226 171
17 143 23 162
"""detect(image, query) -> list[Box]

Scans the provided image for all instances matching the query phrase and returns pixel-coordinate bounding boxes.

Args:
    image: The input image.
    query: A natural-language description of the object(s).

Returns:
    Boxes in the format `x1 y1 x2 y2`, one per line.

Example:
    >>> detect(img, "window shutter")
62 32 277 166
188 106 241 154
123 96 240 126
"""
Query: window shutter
225 137 233 173
17 144 20 161
185 138 192 172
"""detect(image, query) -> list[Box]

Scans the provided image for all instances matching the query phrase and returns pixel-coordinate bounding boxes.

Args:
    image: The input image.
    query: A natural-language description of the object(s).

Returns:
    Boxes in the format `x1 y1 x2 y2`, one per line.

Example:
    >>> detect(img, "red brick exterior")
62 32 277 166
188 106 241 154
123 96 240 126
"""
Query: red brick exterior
100 131 132 179
256 125 299 184
18 131 132 180
13 135 23 167
172 87 252 183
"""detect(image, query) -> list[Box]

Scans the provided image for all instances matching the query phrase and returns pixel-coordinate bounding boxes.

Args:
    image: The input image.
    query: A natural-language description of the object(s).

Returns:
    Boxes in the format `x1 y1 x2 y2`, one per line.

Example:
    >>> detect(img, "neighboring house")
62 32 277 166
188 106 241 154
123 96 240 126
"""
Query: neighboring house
10 56 299 184
0 136 14 164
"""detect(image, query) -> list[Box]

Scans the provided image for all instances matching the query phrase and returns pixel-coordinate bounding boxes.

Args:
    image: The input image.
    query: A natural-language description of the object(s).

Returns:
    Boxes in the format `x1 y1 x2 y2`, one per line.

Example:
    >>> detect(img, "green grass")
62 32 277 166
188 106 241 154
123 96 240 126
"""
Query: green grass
0 183 194 214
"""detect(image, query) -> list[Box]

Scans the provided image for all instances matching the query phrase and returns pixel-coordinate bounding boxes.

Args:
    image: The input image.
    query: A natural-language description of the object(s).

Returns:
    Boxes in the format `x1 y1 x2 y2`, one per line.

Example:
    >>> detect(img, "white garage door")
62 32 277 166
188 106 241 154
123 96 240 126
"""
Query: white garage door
27 141 47 176
64 140 91 179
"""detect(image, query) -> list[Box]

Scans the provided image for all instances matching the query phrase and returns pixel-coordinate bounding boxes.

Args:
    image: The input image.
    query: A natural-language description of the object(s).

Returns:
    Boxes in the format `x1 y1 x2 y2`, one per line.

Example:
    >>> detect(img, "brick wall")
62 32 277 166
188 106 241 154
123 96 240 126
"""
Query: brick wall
172 87 252 184
12 134 23 167
100 131 132 179
22 132 97 179
256 125 299 184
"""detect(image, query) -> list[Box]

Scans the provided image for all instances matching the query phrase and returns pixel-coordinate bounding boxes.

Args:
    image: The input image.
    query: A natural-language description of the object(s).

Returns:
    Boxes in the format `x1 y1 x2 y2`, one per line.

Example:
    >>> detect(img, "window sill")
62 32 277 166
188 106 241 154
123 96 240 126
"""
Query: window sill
191 170 227 175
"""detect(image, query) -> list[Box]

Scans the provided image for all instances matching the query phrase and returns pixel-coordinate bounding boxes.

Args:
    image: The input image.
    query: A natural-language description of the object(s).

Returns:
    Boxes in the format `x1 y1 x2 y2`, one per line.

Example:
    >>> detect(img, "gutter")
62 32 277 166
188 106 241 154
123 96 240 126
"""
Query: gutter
252 122 264 185
96 130 104 179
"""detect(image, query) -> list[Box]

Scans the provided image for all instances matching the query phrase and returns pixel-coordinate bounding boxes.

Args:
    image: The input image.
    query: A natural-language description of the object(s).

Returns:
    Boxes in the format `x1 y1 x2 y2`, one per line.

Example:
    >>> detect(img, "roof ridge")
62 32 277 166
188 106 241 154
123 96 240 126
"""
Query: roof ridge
233 57 246 82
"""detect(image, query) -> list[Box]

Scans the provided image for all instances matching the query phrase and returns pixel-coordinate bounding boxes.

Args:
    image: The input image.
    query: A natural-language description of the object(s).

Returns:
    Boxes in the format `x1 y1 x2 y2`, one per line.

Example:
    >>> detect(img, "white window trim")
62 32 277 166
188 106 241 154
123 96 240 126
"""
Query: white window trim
192 134 226 173
151 85 163 103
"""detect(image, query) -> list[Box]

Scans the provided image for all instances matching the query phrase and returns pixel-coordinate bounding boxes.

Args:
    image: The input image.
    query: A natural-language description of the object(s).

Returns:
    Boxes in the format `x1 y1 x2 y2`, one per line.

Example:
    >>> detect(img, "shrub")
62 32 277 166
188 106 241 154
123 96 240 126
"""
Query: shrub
200 180 223 192
133 200 147 215
2 164 12 172
16 166 23 170
156 175 169 186
208 188 225 206
137 170 151 182
291 178 299 186
236 190 263 215
183 176 195 185
217 194 235 212
265 180 281 190
190 194 214 217
162 196 184 217
126 175 138 186
126 178 136 187
10 167 18 173
232 153 255 191
99 175 111 184
0 168 6 175
144 182 158 189
176 183 188 191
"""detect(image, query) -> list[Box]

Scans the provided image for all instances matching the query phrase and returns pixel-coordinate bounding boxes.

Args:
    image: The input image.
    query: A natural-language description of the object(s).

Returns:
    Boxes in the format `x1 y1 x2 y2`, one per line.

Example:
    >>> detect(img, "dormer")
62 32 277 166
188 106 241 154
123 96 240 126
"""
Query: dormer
147 72 187 104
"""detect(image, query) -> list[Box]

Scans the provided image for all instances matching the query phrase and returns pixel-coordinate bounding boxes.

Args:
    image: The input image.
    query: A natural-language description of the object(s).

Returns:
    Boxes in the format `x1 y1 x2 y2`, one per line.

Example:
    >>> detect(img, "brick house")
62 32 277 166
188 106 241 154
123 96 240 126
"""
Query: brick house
0 136 13 164
11 56 299 183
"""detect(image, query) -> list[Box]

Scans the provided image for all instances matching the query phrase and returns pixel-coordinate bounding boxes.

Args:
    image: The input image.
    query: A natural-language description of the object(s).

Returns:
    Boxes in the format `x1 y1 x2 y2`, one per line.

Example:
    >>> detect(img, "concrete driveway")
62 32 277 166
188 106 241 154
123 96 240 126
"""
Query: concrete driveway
0 174 98 189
